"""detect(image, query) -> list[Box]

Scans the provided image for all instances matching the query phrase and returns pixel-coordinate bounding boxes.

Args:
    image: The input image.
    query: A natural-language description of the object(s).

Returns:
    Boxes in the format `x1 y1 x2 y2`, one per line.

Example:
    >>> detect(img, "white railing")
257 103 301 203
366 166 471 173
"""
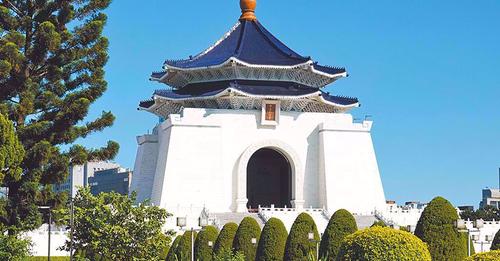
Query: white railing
374 209 396 227
201 207 222 229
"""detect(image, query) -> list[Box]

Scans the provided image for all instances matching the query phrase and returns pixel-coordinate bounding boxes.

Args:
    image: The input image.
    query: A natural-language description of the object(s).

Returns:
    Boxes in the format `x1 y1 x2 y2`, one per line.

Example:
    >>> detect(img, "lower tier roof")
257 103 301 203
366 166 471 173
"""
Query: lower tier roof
139 80 359 118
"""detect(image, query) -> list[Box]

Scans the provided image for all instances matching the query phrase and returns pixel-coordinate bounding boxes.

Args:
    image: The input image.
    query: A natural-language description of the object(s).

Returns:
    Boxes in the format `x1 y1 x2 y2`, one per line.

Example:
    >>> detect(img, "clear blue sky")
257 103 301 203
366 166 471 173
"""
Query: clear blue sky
79 0 500 207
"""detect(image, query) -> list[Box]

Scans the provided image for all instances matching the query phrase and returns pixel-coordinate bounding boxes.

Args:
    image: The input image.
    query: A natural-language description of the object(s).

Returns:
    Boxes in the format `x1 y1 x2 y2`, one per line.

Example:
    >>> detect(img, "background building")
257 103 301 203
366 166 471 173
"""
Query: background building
89 167 132 196
54 161 120 197
480 188 500 209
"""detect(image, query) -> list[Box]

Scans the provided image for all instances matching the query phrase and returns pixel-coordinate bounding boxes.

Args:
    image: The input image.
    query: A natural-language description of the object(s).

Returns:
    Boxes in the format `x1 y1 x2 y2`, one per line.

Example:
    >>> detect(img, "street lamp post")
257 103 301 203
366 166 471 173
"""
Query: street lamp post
38 206 51 261
176 216 209 261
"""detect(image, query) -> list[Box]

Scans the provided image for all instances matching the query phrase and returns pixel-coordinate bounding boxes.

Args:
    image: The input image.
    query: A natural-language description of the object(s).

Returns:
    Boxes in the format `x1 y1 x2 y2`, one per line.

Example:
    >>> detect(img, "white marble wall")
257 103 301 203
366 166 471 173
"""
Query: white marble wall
131 107 386 226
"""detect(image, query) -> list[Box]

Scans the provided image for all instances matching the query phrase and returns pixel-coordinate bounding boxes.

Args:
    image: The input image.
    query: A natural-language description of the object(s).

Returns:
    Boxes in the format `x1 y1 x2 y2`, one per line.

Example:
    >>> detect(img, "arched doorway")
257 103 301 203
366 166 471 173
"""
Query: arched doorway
246 148 291 209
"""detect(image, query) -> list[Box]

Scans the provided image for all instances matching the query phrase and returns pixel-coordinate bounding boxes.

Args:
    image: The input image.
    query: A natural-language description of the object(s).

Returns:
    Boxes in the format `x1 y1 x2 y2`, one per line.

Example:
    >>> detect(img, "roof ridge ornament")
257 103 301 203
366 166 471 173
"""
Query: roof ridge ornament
240 0 257 21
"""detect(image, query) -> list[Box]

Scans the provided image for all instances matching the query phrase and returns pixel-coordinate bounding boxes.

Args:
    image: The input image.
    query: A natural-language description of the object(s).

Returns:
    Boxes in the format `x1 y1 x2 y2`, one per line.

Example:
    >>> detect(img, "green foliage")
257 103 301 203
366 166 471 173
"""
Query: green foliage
175 230 198 261
194 225 218 261
214 222 238 256
0 113 24 186
0 233 31 260
370 220 386 227
319 209 357 260
465 250 500 261
256 217 288 261
461 205 500 221
213 249 246 261
60 187 171 261
284 212 320 261
232 217 261 261
490 228 500 250
0 0 118 235
414 196 465 261
26 257 69 261
337 226 431 261
166 235 182 261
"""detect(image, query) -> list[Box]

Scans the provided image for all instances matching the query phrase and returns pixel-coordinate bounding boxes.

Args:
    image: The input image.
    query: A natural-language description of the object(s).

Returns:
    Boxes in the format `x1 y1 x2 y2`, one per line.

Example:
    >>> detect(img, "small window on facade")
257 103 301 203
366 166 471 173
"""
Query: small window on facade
261 100 280 125
265 104 276 121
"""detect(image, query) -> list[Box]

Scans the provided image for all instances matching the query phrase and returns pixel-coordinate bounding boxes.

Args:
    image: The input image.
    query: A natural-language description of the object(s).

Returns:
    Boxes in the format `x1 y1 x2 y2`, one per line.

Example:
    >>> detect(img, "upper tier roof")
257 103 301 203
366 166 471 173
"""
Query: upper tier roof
151 20 347 88
165 20 338 69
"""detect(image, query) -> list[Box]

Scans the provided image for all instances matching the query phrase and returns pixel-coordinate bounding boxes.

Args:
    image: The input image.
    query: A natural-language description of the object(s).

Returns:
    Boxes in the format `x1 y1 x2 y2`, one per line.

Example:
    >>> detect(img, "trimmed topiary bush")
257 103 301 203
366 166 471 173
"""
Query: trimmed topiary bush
466 250 500 261
175 230 198 261
284 212 320 261
256 217 288 261
194 225 219 261
414 196 465 261
490 228 500 250
232 217 261 261
337 226 431 261
166 235 181 261
213 249 246 261
319 209 357 260
213 222 238 256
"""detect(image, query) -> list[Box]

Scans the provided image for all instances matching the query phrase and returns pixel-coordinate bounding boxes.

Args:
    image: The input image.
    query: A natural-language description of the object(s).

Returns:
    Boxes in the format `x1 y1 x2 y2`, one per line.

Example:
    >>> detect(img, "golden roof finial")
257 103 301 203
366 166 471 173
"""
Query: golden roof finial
240 0 257 21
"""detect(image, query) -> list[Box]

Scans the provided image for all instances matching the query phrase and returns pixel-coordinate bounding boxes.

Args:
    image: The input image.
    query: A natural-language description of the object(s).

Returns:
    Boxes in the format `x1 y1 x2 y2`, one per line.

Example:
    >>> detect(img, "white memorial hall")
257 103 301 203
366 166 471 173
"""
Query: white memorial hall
131 0 386 230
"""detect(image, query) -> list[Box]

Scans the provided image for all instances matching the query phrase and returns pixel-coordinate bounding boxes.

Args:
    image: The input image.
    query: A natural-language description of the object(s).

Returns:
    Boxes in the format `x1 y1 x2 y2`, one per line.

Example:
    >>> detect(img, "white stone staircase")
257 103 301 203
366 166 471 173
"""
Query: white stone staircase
353 215 378 229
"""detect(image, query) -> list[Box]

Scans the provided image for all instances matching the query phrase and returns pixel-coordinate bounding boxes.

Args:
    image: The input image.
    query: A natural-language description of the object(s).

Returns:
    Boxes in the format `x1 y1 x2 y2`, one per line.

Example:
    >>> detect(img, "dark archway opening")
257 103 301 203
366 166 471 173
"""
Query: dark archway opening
247 148 291 209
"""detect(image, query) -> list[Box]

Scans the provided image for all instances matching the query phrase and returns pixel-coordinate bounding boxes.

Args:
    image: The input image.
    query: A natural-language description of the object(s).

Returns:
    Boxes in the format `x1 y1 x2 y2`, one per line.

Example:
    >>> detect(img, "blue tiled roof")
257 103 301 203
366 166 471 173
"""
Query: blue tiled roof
158 20 346 77
139 100 155 108
320 91 359 106
164 20 309 68
155 80 317 97
138 80 358 109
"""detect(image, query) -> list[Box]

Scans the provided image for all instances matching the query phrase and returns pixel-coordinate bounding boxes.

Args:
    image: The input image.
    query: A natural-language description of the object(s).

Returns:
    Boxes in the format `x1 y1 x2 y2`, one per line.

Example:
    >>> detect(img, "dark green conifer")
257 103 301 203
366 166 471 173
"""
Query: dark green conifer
166 235 181 261
0 0 118 234
255 217 287 261
194 225 218 261
232 217 261 261
414 196 465 261
491 229 500 250
0 113 24 185
319 209 357 260
284 212 320 261
213 222 238 256
175 230 197 260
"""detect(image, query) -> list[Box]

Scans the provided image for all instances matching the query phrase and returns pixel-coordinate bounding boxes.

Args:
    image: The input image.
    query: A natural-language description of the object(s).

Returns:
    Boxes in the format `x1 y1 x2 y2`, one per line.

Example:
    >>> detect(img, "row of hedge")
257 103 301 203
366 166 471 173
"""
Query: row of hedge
166 211 427 261
167 196 500 261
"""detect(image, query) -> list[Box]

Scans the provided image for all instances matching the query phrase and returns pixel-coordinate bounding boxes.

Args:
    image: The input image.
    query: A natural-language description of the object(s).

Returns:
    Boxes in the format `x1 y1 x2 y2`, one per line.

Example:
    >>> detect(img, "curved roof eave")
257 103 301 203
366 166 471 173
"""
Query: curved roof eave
147 88 358 108
149 59 347 83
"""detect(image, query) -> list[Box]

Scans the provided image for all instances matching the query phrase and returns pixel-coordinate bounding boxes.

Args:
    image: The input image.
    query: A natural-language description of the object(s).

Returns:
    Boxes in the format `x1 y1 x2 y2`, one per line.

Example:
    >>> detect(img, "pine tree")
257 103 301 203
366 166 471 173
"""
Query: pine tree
0 113 24 186
0 0 118 234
